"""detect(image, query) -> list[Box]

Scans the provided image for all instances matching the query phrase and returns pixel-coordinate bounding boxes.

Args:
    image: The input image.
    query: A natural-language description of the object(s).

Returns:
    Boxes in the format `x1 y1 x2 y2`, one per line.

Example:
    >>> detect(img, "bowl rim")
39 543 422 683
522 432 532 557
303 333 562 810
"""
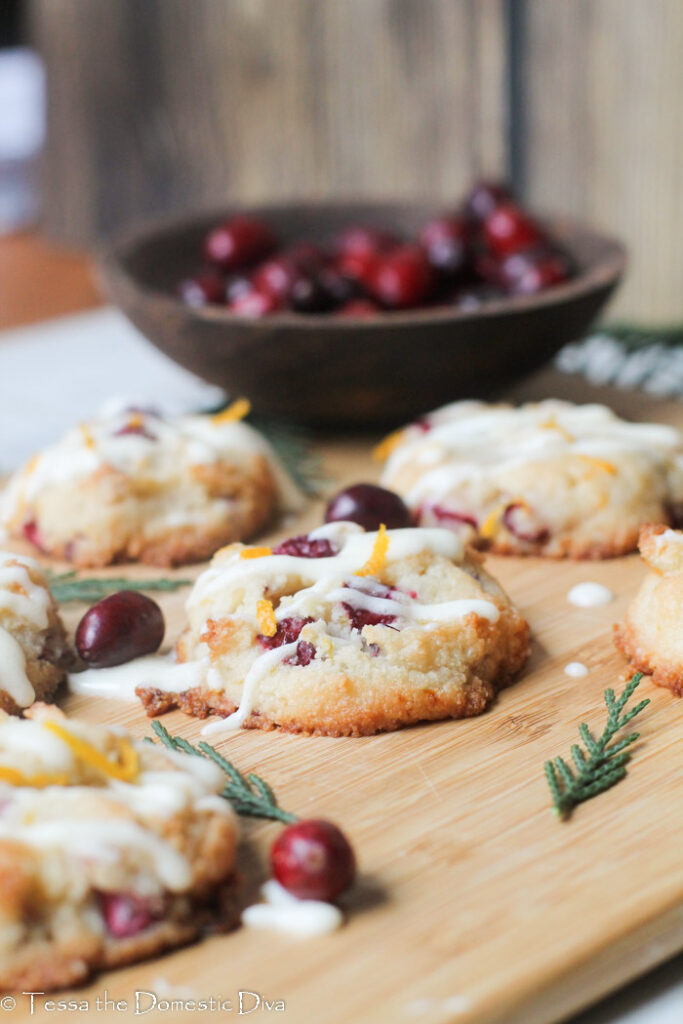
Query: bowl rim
97 198 627 329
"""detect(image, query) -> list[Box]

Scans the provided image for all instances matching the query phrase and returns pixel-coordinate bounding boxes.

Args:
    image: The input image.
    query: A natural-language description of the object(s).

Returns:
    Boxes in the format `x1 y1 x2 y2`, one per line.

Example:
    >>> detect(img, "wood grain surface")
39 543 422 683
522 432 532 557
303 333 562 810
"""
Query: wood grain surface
6 383 682 1023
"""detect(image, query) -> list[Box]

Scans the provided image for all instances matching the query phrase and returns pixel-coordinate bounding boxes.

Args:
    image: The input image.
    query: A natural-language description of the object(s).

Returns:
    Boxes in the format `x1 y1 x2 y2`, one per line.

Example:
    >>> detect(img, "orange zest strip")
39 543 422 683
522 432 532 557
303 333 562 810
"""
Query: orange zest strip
539 416 575 444
479 503 506 540
372 429 405 463
0 766 70 788
577 454 617 476
355 523 389 577
212 398 252 425
240 546 273 560
43 721 139 783
257 599 278 638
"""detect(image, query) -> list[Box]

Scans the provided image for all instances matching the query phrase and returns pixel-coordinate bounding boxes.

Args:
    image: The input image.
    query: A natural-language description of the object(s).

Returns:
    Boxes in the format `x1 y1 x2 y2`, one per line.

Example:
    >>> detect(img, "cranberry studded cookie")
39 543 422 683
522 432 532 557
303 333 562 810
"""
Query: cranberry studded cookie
378 399 683 559
615 524 683 696
138 522 530 736
0 705 238 991
0 400 302 567
0 550 70 715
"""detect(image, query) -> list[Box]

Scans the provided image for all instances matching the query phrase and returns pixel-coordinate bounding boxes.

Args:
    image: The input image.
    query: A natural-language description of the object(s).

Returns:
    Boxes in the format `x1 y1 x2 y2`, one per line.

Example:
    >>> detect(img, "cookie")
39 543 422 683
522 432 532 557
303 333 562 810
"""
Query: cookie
0 705 238 991
0 401 302 568
138 522 530 736
0 550 71 715
378 399 683 558
615 524 683 696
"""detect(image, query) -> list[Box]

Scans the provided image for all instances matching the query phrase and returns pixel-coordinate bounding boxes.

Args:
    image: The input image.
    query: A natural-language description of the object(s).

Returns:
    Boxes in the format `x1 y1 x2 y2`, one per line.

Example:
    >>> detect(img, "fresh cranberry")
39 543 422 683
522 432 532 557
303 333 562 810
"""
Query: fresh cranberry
272 535 337 558
289 273 337 314
463 180 514 222
502 503 549 544
325 483 412 531
500 247 571 295
335 249 381 291
419 215 471 278
75 591 165 668
427 506 478 529
370 245 436 309
317 267 361 306
202 216 275 272
336 299 380 317
285 241 328 269
252 257 298 300
483 203 543 257
335 226 398 258
22 520 45 552
97 891 160 938
258 617 313 650
284 640 316 667
178 270 225 307
270 819 356 901
229 288 283 317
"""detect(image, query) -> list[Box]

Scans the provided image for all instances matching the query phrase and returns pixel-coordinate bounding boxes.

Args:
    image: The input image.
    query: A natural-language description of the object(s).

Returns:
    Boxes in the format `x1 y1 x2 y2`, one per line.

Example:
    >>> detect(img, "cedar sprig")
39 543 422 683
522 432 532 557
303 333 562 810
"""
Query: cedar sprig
46 570 191 604
545 673 650 820
150 719 297 824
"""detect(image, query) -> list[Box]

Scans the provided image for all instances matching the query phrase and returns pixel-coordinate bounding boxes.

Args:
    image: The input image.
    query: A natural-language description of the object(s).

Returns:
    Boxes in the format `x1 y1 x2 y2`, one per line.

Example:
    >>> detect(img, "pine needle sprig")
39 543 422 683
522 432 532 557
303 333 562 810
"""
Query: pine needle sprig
545 673 650 820
150 720 297 824
46 570 191 604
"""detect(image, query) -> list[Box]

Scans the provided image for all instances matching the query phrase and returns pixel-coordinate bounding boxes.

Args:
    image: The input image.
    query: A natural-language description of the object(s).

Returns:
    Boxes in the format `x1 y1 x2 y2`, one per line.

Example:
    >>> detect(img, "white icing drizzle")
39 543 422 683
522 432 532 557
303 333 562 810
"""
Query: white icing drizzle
567 582 614 608
380 399 683 509
242 880 343 937
0 550 53 707
202 642 299 736
564 662 589 678
68 653 205 702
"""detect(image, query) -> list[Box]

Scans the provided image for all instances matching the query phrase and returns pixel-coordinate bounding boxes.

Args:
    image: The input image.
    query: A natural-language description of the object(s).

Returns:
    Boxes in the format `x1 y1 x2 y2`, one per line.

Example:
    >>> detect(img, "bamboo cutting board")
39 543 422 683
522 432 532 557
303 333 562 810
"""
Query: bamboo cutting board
7 379 683 1024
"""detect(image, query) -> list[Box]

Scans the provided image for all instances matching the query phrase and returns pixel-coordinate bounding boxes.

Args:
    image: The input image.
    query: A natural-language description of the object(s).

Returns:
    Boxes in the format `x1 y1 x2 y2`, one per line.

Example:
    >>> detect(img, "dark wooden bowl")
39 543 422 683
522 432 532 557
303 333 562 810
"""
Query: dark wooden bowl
97 201 626 427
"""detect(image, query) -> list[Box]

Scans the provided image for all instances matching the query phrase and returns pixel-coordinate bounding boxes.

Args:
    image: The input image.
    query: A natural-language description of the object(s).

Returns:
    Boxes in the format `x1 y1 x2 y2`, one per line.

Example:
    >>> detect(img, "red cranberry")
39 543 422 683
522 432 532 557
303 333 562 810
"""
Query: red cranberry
318 268 361 306
342 579 398 629
224 273 254 304
335 249 381 291
370 245 436 309
202 216 275 272
419 215 471 278
336 299 380 317
285 241 327 269
454 285 506 311
229 288 282 317
270 819 356 901
284 640 316 666
22 520 46 552
483 203 543 257
463 180 514 222
325 483 412 531
427 506 478 529
97 891 160 938
252 257 298 300
258 616 313 650
272 534 337 558
289 273 337 314
499 246 571 295
502 502 549 544
75 591 165 668
178 270 225 307
335 226 397 258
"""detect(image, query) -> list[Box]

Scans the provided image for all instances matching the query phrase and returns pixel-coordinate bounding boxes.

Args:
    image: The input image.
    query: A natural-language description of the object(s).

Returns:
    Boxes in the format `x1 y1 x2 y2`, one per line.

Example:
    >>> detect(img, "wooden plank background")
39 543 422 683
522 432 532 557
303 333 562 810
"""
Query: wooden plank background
29 0 683 322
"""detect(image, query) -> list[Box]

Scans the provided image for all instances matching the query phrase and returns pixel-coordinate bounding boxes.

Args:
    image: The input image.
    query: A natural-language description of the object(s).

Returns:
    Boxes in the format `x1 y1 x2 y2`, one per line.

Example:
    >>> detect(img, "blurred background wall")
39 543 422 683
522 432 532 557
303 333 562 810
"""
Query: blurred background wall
23 0 683 322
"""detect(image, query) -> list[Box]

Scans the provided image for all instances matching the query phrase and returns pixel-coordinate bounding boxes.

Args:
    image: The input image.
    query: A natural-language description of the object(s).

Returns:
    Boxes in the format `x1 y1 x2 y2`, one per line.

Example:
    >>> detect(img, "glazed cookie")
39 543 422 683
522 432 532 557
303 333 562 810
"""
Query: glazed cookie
615 524 683 696
0 705 238 991
0 550 71 715
138 522 530 736
0 401 302 567
378 399 683 559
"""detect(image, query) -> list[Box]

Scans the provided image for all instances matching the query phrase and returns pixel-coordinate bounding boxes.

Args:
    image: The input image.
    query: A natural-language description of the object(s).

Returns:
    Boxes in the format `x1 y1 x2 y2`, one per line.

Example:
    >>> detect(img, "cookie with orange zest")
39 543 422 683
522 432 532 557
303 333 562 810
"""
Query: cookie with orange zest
379 399 683 559
138 522 529 736
0 399 302 568
0 705 238 992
